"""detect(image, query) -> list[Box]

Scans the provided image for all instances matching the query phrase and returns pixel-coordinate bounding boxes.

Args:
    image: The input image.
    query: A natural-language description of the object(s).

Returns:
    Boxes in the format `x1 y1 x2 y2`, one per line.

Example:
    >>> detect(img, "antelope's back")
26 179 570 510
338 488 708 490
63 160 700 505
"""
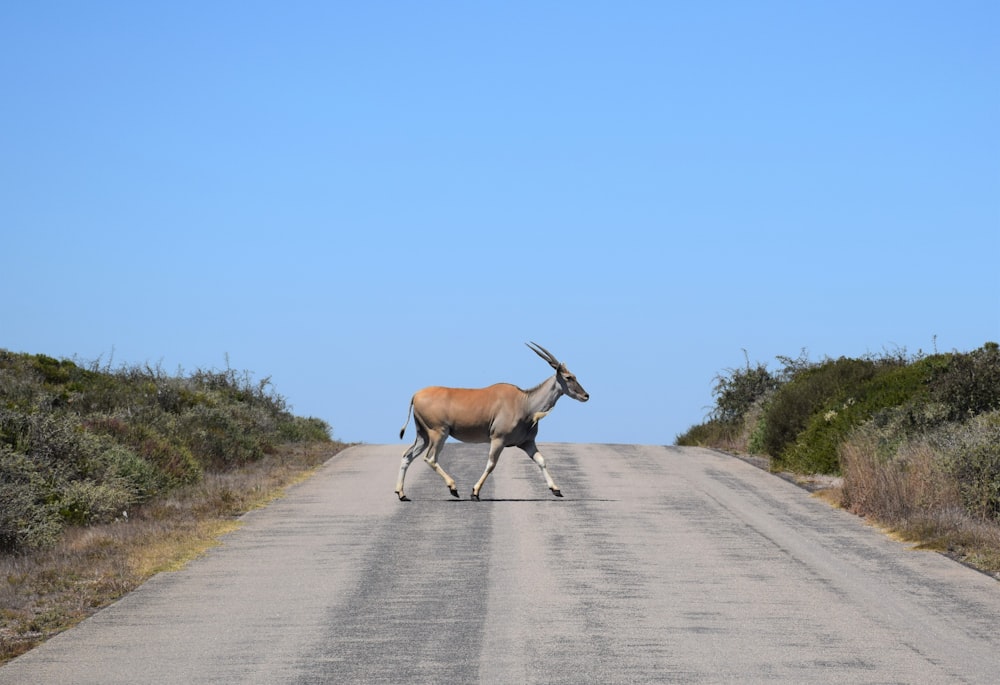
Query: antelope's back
413 383 522 435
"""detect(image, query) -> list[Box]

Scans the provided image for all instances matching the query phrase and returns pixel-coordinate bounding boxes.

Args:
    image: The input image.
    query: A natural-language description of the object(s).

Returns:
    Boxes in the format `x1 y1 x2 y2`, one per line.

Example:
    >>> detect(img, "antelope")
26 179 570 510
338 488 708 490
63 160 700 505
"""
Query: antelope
395 342 589 501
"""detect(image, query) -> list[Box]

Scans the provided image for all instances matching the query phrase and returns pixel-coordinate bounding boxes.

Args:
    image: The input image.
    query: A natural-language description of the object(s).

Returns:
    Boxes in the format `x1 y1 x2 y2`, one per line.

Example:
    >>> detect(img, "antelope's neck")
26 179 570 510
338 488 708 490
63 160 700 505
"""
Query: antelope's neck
525 375 562 415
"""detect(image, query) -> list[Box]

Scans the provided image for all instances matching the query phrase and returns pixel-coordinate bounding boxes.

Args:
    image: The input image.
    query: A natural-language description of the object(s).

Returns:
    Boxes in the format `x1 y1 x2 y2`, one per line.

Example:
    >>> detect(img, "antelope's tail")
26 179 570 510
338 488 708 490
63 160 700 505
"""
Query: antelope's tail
399 398 414 440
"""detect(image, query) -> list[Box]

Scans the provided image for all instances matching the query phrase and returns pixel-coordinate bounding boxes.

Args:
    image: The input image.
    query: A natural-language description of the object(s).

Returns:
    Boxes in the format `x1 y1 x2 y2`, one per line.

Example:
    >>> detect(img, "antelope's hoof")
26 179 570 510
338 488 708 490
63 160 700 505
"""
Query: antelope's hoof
397 493 410 502
471 492 480 501
449 487 460 498
551 489 563 498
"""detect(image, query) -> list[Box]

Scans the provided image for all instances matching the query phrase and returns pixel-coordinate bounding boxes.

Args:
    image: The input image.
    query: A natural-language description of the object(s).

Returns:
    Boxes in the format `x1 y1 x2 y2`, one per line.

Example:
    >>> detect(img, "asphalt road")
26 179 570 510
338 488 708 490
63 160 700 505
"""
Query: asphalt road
3 443 1000 684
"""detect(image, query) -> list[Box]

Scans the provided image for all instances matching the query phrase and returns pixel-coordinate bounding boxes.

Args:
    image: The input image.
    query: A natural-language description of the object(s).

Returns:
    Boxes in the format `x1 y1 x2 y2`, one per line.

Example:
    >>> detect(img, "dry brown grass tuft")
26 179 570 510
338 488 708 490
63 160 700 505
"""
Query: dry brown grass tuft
841 434 958 522
0 441 345 664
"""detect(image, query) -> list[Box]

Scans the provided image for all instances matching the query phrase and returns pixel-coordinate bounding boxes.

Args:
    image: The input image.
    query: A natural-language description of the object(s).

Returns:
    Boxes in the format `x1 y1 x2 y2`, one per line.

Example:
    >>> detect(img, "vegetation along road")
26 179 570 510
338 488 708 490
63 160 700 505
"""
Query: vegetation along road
3 443 999 683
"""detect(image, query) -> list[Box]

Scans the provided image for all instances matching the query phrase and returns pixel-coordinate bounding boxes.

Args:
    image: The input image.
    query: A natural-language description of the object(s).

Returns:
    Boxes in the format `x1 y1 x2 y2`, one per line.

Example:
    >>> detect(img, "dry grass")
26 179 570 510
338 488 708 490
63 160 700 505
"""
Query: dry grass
811 484 844 508
0 441 345 664
841 435 958 522
837 433 1000 578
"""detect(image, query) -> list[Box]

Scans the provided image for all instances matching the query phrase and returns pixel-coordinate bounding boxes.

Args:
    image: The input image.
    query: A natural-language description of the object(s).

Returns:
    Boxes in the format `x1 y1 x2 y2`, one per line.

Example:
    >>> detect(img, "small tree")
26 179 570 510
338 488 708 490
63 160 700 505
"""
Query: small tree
711 351 780 424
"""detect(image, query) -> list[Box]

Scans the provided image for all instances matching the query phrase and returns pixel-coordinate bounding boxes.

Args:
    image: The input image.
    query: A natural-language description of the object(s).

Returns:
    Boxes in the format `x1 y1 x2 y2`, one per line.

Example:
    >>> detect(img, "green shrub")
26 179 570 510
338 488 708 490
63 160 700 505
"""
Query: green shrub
30 354 81 385
103 444 161 503
1 352 44 410
931 342 1000 421
58 479 136 526
178 405 267 470
278 416 332 443
84 415 202 486
679 342 1000 531
0 447 61 553
762 357 880 470
676 419 737 447
780 356 937 474
935 411 1000 521
0 410 106 482
1 349 334 554
746 413 769 455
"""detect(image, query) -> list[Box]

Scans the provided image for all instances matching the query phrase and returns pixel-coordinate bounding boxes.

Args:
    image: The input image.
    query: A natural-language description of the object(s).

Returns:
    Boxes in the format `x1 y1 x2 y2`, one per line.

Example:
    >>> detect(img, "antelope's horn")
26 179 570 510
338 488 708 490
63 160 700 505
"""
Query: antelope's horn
526 342 561 369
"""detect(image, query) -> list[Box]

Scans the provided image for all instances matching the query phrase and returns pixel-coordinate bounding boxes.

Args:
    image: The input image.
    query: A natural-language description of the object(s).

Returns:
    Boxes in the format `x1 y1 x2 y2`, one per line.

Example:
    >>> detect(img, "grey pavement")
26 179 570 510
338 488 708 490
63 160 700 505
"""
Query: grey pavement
2 443 999 683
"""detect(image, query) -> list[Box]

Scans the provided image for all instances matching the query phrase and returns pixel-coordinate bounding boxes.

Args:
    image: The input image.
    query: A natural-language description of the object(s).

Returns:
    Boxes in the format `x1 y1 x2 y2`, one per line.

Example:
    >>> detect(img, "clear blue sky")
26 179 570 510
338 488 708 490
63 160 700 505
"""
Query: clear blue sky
3 2 998 446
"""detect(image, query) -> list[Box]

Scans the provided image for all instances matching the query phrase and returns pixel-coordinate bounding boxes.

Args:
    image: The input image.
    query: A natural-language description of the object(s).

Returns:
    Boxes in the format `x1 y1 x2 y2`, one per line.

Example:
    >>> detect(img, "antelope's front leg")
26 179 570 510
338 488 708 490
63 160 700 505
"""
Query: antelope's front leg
471 439 505 501
522 441 562 497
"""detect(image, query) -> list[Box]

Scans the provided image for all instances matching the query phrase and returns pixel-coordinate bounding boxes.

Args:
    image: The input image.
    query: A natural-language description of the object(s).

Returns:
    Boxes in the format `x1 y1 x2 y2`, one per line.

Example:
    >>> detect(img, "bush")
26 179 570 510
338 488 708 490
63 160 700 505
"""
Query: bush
710 353 780 424
0 447 61 553
840 408 1000 563
178 405 267 469
840 424 958 521
935 411 1000 521
0 349 334 554
762 357 880 470
278 416 332 443
85 415 202 487
746 411 769 455
676 419 739 448
0 410 106 482
58 479 136 526
930 342 1000 421
780 356 936 474
102 445 161 503
680 342 1000 543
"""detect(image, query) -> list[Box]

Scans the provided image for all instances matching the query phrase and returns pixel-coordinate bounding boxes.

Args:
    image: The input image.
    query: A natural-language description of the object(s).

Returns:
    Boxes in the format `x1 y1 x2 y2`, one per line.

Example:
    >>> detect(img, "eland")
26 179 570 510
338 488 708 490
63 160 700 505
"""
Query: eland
395 342 589 501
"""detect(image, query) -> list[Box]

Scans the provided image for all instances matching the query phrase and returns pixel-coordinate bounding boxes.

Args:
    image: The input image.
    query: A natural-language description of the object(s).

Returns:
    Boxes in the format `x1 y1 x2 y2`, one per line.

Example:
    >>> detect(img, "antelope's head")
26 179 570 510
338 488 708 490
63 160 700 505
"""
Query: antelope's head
527 342 590 402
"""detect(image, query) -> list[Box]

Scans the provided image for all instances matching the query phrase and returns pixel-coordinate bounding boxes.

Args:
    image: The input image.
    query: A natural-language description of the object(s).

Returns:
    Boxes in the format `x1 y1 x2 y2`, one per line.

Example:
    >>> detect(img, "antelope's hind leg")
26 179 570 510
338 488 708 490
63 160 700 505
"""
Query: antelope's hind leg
423 429 460 498
396 430 429 501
